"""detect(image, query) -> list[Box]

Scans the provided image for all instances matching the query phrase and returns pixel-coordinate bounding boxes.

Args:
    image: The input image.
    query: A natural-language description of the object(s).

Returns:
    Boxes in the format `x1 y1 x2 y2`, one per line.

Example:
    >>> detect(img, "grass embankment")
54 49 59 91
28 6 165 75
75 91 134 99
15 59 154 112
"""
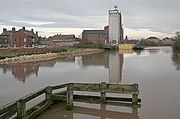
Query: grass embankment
0 47 69 58
172 40 180 51
0 48 102 64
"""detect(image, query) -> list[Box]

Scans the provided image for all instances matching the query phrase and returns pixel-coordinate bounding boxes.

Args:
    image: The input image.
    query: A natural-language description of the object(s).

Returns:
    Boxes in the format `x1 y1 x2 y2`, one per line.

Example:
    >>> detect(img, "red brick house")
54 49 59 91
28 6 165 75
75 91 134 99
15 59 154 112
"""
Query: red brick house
0 27 39 47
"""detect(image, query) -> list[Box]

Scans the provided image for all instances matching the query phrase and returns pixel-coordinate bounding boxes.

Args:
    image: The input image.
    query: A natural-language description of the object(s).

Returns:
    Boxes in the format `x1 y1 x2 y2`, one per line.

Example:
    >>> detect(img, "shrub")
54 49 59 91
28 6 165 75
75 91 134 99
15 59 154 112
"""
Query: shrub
173 32 180 51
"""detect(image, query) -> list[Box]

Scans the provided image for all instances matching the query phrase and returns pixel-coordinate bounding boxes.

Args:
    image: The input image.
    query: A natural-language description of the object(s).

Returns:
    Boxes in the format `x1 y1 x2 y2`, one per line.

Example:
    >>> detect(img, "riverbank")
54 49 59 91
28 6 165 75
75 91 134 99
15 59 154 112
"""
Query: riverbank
0 48 102 64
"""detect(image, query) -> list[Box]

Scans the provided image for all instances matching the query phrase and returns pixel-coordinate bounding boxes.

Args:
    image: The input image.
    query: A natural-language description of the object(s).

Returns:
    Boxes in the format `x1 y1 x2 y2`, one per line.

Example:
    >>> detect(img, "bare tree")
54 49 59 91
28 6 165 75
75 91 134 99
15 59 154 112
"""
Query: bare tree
175 32 180 37
173 31 180 51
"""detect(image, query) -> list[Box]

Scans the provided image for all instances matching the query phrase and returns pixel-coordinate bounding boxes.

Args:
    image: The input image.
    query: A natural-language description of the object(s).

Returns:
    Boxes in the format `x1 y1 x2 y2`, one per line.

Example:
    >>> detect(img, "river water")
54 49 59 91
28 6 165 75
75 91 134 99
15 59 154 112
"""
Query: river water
0 46 180 119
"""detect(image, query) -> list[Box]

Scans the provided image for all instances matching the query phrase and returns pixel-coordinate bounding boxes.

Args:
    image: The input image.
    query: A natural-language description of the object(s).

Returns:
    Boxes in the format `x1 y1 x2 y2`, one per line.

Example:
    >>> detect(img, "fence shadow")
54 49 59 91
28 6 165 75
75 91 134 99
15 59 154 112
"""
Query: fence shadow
37 101 140 119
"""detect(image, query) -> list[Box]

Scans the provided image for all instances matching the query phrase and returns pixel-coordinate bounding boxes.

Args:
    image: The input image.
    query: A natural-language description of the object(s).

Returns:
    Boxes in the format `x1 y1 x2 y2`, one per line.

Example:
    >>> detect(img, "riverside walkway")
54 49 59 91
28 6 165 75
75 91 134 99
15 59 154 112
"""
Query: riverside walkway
0 82 141 119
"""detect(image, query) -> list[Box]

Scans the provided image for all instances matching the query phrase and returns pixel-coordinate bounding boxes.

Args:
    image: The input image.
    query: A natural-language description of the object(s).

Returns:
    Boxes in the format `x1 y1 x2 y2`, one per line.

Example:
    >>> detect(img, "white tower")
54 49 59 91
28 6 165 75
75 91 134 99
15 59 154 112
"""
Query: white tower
108 6 123 45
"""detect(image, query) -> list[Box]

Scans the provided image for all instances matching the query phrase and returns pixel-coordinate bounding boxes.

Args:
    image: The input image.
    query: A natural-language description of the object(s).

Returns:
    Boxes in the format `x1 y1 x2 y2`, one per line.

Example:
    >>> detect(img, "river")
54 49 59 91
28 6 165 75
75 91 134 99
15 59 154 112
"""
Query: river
0 46 180 119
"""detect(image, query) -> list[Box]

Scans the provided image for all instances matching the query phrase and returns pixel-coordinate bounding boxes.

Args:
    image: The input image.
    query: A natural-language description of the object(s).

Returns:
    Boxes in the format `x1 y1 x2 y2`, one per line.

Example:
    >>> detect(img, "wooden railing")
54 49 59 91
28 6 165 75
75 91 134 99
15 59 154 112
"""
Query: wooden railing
0 82 141 119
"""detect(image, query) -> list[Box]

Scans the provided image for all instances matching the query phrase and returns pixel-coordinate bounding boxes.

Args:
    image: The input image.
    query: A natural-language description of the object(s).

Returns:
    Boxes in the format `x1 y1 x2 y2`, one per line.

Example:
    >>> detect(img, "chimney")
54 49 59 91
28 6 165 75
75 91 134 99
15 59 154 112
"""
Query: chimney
36 31 38 36
31 29 34 33
22 26 25 31
3 28 7 33
12 27 16 32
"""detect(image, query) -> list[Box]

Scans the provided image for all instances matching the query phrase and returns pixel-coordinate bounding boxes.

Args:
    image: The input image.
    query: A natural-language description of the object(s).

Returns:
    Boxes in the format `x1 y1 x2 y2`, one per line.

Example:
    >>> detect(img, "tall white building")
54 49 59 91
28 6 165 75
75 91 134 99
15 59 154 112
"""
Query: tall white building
108 6 123 45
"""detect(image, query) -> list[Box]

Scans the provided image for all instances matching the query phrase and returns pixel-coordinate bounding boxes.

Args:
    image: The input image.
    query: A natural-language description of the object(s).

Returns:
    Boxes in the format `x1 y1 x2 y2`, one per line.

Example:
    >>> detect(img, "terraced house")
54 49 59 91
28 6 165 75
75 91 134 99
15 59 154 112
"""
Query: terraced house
0 27 39 47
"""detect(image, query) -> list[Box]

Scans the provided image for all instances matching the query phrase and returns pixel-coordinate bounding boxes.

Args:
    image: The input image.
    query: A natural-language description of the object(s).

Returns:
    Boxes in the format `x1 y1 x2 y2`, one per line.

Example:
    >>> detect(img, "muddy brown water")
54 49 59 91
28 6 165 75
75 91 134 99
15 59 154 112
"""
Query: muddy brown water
0 46 180 119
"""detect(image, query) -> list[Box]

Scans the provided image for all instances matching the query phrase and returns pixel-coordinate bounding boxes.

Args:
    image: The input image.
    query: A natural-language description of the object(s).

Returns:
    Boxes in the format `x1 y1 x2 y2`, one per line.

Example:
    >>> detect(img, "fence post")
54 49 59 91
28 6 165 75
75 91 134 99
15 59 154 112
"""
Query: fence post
100 82 107 103
66 83 73 110
45 86 52 101
100 103 106 119
16 99 26 119
132 83 138 105
132 107 138 117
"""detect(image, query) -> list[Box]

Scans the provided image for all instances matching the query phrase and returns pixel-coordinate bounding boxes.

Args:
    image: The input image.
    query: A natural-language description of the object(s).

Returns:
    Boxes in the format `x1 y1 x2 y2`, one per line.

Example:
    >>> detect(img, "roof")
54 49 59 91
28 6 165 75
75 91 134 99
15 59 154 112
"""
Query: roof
1 31 14 36
24 30 36 37
162 37 171 40
146 36 160 40
82 30 105 34
54 34 75 36
39 40 54 45
1 28 37 37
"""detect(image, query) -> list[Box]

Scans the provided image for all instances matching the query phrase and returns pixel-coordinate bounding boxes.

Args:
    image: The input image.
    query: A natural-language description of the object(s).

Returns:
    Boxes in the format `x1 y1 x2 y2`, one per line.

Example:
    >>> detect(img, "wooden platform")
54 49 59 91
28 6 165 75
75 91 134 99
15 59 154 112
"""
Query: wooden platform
0 82 141 119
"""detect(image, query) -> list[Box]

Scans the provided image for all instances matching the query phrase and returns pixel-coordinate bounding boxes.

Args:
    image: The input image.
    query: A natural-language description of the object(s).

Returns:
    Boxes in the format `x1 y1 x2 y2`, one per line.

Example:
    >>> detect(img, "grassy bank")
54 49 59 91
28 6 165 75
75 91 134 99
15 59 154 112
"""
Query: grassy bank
0 48 103 64
172 40 180 51
172 32 180 51
0 47 74 58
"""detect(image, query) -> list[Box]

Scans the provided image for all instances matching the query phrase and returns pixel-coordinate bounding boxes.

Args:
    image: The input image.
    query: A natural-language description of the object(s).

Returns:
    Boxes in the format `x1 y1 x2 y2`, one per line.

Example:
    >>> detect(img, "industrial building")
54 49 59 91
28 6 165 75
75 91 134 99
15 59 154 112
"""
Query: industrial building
82 6 123 46
82 30 107 44
108 6 123 45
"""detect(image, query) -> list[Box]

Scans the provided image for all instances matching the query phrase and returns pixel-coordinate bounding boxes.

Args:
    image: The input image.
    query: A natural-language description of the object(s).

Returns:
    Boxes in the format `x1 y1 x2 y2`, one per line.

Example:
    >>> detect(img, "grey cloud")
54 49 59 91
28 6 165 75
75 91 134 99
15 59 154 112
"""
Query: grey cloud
0 0 180 36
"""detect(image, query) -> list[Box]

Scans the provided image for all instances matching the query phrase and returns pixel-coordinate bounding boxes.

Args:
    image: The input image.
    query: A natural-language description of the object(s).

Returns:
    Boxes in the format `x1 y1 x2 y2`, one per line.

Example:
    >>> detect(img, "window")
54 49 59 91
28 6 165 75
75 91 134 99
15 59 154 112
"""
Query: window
24 38 26 42
32 38 35 42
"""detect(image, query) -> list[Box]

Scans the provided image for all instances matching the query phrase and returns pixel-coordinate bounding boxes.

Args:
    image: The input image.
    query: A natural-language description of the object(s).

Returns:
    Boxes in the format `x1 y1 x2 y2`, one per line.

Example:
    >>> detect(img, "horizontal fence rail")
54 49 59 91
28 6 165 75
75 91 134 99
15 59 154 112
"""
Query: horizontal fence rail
0 82 141 119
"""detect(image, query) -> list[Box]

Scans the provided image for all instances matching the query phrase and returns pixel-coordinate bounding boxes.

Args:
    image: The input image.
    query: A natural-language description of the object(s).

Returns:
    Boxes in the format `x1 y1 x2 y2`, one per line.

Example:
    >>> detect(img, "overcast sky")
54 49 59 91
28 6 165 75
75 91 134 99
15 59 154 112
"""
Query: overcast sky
0 0 180 39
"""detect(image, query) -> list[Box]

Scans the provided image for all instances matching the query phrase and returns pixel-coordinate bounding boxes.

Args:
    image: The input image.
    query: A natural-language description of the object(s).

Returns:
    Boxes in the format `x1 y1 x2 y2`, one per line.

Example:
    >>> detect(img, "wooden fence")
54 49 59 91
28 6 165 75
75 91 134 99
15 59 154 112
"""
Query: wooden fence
0 82 140 119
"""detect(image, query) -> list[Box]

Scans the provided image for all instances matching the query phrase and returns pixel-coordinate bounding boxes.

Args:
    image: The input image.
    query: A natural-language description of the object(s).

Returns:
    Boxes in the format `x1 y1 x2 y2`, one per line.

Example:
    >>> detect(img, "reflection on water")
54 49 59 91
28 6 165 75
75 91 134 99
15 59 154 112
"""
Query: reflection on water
12 64 39 83
0 47 179 83
172 51 180 70
1 47 180 119
81 52 124 83
0 47 179 84
109 52 123 83
0 60 56 82
0 52 124 83
37 102 139 119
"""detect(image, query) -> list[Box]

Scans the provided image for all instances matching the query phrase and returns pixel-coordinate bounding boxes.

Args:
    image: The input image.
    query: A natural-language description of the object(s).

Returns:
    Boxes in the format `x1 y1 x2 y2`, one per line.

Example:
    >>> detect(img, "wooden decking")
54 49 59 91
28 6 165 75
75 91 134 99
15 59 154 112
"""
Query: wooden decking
0 82 141 119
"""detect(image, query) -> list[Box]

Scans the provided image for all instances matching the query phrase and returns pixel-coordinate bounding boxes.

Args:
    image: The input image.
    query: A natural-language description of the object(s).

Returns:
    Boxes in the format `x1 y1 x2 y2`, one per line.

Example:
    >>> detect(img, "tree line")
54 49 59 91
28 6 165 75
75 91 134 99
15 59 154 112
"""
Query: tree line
172 32 180 51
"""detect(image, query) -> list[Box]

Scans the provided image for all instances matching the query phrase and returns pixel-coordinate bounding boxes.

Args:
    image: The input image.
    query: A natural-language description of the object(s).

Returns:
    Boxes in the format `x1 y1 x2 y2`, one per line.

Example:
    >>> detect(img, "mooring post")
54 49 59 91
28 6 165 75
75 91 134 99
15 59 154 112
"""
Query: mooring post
66 83 73 110
16 99 26 119
132 83 138 105
100 82 107 102
45 86 52 101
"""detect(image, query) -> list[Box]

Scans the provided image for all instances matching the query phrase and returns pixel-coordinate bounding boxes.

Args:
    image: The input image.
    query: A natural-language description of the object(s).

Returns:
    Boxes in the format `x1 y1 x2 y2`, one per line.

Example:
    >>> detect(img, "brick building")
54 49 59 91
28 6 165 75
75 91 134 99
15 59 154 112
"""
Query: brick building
0 27 39 47
82 30 107 44
49 34 76 46
49 34 75 41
